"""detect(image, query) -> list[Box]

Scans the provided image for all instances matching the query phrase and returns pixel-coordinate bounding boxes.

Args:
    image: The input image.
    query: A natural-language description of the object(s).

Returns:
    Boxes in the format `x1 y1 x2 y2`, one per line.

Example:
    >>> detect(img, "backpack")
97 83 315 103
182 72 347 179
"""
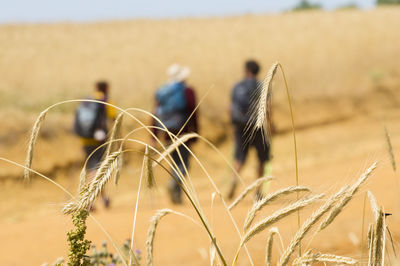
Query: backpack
231 79 259 126
74 100 104 138
155 82 187 131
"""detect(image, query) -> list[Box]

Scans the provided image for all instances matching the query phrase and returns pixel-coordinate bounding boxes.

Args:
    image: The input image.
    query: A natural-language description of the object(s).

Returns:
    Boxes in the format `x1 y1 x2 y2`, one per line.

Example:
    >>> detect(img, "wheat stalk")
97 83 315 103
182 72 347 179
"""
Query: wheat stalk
278 186 348 266
244 186 310 230
145 145 155 189
241 193 323 246
265 227 279 266
228 177 273 211
24 109 48 181
293 253 357 265
319 162 377 230
63 151 122 214
105 112 124 158
384 126 396 171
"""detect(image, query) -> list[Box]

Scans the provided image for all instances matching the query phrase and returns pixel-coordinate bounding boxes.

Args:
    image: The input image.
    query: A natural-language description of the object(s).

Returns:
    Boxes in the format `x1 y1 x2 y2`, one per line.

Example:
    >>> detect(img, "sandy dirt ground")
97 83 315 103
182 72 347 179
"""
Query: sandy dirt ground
0 93 400 265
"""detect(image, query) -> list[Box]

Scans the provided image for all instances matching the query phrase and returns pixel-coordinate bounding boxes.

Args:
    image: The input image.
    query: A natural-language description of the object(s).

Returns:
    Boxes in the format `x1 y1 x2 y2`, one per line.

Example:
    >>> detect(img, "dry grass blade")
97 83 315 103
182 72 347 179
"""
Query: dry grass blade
105 112 124 158
24 109 47 181
265 227 279 266
209 240 216 266
319 162 377 231
293 253 357 265
386 225 397 258
241 193 323 245
384 126 396 172
244 186 310 231
228 177 273 211
145 145 155 189
63 151 122 214
278 186 348 266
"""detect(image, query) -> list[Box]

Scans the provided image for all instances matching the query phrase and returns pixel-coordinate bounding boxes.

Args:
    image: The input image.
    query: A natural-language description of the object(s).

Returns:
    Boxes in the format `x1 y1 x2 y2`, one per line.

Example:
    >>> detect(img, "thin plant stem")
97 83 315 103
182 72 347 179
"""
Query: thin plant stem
129 150 145 265
278 63 301 255
361 191 367 261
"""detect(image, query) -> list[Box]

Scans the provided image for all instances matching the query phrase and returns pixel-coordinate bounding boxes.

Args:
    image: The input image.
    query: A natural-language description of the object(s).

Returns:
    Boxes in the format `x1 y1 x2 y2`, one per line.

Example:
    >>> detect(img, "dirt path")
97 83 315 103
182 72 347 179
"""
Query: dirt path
1 110 400 265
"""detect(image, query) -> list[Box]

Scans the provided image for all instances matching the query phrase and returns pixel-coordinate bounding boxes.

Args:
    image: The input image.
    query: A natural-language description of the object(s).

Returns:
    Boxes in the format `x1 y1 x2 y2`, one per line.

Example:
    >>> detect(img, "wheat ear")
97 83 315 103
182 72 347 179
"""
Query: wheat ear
146 209 172 266
384 126 396 171
155 133 197 165
244 186 310 230
278 186 348 266
145 209 198 266
371 209 386 266
248 62 278 133
319 162 377 230
228 177 273 211
24 109 48 181
145 145 155 189
241 193 323 245
265 227 279 266
368 191 379 219
114 147 123 185
293 253 357 265
105 112 124 158
63 151 122 214
368 223 375 265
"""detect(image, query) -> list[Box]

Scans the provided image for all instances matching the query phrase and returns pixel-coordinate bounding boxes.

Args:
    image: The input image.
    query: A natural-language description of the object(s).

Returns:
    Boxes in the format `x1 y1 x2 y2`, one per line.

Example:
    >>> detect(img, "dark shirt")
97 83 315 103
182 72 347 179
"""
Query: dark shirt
231 78 260 126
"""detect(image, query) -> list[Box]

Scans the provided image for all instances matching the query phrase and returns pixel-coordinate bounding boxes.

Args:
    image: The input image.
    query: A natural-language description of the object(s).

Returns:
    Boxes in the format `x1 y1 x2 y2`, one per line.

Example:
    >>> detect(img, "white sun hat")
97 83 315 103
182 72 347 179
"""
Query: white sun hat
167 63 190 82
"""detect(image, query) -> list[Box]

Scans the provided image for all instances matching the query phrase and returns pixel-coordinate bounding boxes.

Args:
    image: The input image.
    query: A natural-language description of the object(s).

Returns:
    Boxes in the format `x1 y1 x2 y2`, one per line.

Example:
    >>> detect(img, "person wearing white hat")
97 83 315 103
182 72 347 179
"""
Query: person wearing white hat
152 64 199 204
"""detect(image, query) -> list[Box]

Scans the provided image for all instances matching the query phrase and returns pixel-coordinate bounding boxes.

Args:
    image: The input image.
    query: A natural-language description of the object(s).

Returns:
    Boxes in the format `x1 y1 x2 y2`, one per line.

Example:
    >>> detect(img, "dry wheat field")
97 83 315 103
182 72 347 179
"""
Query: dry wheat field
0 7 400 266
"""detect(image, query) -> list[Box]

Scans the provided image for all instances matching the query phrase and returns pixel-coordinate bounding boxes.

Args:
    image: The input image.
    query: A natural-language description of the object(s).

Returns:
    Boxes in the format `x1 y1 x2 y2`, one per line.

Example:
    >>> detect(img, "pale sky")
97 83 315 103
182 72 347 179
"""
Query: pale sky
0 0 376 24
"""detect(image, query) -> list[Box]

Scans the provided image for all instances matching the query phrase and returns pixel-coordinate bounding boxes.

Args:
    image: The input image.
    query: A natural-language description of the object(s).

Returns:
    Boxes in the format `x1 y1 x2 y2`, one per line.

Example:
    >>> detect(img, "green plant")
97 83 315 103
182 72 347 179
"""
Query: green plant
67 210 91 266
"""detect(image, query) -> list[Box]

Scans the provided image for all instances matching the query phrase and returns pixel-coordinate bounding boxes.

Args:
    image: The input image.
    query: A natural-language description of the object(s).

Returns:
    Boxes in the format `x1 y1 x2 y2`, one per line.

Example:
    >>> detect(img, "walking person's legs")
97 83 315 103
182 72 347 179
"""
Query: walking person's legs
168 145 190 204
228 125 250 199
254 130 271 199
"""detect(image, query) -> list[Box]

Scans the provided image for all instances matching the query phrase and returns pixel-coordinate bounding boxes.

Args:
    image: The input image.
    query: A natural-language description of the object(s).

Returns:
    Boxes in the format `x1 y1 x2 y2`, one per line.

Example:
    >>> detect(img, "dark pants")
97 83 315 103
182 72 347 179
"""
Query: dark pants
83 144 105 171
234 125 270 164
169 145 190 197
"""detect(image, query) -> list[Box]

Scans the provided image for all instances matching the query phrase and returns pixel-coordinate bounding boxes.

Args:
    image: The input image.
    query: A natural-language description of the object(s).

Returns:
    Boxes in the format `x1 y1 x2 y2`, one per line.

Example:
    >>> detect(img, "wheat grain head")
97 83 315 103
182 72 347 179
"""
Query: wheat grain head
24 109 47 181
244 186 310 230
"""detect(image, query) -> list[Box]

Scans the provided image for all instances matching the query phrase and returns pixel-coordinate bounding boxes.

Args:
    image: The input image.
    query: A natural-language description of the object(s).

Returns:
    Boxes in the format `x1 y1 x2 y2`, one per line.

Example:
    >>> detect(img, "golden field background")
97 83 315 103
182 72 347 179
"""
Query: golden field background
0 7 399 112
0 7 400 265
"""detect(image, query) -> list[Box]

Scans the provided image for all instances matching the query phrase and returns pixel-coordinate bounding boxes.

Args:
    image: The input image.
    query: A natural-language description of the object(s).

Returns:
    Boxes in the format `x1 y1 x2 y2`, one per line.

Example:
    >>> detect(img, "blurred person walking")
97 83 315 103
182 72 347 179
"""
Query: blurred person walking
228 60 272 199
74 81 116 209
152 64 199 204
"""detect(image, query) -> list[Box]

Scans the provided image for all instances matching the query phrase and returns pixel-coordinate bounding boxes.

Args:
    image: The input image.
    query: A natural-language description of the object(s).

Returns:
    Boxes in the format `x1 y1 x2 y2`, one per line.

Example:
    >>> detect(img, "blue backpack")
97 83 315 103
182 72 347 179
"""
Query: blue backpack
155 82 187 131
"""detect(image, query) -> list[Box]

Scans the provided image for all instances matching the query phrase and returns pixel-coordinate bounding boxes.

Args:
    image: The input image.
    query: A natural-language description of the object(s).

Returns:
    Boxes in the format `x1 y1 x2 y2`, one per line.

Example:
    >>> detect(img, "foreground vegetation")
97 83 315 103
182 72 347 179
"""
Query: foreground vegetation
1 63 395 265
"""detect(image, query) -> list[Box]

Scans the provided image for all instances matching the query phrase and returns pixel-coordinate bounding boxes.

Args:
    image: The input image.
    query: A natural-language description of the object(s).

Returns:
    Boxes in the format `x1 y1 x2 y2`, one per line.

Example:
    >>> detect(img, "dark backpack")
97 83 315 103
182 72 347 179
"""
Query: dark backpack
231 79 260 125
74 100 104 138
155 82 187 131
